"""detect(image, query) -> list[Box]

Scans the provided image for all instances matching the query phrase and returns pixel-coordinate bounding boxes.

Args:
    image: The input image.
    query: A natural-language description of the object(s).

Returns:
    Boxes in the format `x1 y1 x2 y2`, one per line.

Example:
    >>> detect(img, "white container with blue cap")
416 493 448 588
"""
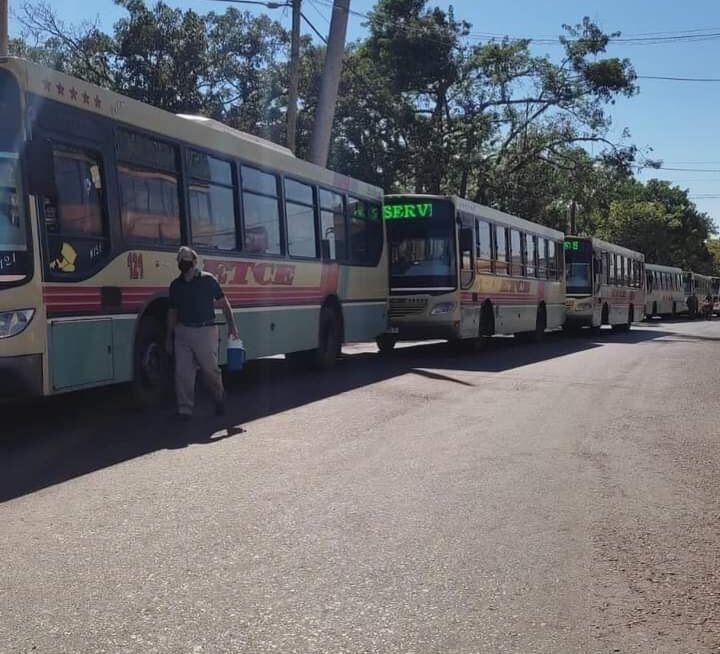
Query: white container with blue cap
226 337 246 371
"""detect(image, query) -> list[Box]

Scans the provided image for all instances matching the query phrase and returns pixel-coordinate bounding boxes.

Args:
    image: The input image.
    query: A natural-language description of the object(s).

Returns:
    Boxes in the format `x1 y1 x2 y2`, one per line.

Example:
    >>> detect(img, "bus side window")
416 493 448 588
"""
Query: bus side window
459 219 474 289
319 189 346 261
46 144 110 277
241 166 283 255
284 178 318 259
347 197 383 266
117 129 182 246
187 150 237 251
537 238 547 278
510 229 522 277
495 225 508 276
475 219 493 273
526 234 536 277
547 240 557 280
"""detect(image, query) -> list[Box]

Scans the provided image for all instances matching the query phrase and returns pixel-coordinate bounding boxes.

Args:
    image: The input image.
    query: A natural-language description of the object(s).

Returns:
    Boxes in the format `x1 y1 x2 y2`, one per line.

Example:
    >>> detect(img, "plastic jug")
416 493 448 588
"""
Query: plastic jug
226 337 245 371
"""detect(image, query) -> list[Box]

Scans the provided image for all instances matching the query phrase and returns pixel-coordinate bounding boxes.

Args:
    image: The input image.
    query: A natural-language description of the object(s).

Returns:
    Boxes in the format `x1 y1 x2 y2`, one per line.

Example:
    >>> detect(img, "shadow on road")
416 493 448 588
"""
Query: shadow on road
0 325 678 502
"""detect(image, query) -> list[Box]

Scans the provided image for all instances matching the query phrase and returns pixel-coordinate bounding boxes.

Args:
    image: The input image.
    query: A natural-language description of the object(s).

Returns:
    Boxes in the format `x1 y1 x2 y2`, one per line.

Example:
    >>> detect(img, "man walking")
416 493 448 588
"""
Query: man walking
166 247 238 419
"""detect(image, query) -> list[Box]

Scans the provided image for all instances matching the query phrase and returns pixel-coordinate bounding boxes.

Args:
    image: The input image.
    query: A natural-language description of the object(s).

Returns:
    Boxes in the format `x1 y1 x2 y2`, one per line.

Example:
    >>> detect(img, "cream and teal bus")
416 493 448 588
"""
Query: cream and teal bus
0 57 387 403
645 263 685 318
379 195 566 351
564 236 646 331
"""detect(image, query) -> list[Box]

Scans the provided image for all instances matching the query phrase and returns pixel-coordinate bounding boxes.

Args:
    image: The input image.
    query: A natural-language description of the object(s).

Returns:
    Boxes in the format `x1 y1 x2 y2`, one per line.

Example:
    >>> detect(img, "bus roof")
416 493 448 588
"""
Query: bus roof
646 263 683 274
567 235 645 261
1 56 383 201
385 194 565 241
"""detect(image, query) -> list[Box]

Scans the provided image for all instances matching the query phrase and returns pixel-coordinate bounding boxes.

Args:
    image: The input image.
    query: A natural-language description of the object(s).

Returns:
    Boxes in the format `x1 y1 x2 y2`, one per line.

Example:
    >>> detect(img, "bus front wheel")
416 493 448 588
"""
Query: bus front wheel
133 316 173 407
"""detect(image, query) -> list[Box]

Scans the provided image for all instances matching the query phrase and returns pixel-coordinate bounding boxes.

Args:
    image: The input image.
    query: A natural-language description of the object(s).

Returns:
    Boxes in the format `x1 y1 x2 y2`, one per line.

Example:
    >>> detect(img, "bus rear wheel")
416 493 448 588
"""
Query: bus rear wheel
133 316 173 408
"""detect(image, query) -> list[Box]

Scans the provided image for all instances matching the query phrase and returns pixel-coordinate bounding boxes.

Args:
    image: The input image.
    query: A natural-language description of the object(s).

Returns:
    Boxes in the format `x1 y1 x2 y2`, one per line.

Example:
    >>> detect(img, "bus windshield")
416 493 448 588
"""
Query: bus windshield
564 238 592 294
0 70 29 285
385 198 456 290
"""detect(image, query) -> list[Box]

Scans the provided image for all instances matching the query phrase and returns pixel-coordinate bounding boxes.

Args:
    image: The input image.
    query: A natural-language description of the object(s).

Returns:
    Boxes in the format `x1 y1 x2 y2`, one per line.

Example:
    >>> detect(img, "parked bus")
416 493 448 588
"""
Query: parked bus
683 271 714 318
0 58 388 402
564 236 645 331
378 195 565 351
645 263 685 318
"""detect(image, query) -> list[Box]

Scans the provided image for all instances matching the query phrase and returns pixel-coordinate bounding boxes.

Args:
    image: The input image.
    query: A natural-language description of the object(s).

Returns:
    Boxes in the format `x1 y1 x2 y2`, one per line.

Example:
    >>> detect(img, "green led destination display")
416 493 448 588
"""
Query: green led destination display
564 239 581 251
383 202 434 220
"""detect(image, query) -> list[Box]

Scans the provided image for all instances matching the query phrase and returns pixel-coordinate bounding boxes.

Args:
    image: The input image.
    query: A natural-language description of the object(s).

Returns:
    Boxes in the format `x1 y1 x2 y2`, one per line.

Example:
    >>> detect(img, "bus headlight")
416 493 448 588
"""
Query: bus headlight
431 302 456 315
0 309 35 339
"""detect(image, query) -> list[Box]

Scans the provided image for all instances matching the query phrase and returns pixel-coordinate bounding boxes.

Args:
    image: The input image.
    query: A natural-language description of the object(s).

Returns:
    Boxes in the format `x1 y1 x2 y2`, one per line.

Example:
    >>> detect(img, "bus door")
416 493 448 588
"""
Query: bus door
458 212 477 338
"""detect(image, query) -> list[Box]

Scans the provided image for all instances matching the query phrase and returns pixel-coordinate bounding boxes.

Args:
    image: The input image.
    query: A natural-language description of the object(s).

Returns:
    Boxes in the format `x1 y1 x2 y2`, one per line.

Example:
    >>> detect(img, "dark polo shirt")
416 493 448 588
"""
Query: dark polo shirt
169 270 224 325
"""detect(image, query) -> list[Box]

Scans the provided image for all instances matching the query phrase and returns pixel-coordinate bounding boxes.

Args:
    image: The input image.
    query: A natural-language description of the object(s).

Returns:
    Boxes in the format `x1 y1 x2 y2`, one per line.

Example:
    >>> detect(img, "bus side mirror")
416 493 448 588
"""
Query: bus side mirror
24 138 56 197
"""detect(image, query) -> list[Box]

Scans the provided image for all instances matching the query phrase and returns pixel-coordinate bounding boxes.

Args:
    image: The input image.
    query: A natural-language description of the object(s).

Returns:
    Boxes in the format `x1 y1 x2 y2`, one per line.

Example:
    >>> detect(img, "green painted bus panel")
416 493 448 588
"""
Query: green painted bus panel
112 318 136 383
342 304 387 342
230 307 320 360
49 319 114 391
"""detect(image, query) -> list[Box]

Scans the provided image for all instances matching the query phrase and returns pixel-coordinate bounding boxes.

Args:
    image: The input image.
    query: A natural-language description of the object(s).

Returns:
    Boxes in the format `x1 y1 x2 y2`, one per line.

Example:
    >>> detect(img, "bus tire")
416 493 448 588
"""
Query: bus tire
376 334 398 355
314 306 341 370
132 316 173 408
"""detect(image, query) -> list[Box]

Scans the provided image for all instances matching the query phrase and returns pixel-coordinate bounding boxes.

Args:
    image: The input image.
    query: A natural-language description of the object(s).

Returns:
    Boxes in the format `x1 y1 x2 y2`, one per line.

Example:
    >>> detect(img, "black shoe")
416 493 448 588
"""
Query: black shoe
177 412 192 422
215 402 226 417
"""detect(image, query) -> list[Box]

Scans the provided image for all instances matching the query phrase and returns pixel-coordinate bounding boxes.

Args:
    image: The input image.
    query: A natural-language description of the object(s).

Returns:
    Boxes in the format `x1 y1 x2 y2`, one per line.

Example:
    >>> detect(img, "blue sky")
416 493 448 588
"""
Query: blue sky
10 0 720 227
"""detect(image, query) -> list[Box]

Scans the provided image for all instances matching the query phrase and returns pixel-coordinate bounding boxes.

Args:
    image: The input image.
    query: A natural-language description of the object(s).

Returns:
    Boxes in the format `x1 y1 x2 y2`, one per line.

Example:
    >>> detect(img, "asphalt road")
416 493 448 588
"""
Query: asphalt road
2 319 720 653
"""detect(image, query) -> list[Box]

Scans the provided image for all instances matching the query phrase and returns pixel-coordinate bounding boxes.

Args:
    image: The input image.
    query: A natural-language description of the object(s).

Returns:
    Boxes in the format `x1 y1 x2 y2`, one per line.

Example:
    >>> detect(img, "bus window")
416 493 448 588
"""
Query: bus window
526 234 536 277
547 240 557 280
537 238 547 278
510 229 522 276
187 151 236 251
50 146 106 238
476 219 493 273
241 166 282 255
117 130 182 245
285 178 318 259
459 223 474 289
45 145 110 277
319 189 346 261
494 226 508 275
348 197 383 266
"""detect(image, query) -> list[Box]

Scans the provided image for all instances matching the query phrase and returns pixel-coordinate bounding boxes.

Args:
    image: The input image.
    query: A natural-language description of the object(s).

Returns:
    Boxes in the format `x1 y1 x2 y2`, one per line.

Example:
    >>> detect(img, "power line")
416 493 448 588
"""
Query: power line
638 75 720 82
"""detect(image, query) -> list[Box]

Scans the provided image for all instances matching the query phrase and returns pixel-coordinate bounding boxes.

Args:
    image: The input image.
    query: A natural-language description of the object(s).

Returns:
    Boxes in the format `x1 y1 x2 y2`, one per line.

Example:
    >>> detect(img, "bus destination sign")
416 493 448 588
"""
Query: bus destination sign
383 202 433 220
564 239 581 251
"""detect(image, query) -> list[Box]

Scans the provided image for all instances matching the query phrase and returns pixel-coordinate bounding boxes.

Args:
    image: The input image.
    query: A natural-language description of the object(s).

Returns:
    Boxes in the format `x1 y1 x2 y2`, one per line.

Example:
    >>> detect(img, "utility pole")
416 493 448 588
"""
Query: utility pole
286 0 301 154
0 0 9 57
308 0 349 167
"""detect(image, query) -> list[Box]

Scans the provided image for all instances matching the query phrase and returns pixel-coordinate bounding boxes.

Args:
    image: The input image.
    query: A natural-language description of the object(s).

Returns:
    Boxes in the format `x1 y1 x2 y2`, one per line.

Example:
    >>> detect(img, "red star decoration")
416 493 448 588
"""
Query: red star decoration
94 95 102 109
42 79 52 92
82 92 90 105
69 87 78 101
56 82 65 96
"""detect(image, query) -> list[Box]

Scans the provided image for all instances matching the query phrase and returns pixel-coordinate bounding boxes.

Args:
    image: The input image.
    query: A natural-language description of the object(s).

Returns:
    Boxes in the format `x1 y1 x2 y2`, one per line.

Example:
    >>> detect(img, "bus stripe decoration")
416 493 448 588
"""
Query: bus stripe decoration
42 285 329 314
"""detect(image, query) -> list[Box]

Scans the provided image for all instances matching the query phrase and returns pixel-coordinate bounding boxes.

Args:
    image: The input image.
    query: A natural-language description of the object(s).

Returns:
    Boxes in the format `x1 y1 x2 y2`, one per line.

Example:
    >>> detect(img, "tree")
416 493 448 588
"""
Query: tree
599 180 716 272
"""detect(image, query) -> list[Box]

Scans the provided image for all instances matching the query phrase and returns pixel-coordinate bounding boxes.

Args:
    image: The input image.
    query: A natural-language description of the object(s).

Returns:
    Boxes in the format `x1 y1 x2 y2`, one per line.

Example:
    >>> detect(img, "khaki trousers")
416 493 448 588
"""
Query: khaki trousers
174 324 224 415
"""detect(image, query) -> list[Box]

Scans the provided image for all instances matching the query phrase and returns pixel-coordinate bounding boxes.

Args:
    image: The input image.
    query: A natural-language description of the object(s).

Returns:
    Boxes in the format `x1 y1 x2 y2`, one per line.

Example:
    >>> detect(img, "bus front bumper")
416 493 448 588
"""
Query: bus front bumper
0 354 43 399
